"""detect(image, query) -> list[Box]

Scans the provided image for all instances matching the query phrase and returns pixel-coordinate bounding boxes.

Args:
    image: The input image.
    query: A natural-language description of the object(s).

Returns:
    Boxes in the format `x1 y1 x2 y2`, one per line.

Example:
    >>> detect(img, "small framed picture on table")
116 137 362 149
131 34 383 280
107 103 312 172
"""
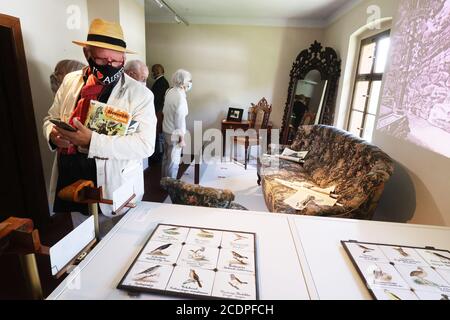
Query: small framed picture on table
226 107 244 122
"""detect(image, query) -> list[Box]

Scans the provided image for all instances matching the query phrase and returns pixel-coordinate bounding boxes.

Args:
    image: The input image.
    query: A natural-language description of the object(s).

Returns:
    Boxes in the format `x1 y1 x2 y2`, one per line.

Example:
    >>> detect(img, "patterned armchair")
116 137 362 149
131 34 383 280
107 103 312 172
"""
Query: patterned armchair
259 125 394 220
160 177 248 210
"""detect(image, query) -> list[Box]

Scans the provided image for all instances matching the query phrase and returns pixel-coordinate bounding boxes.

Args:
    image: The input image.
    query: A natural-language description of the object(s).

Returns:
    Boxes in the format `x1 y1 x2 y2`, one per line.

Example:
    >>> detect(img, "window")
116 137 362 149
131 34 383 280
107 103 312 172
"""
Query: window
347 30 390 141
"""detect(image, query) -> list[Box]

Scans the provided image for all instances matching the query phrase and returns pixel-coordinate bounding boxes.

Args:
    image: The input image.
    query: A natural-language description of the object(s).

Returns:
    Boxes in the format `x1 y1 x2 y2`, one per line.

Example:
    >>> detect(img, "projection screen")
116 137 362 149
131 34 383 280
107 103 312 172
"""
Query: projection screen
376 0 450 158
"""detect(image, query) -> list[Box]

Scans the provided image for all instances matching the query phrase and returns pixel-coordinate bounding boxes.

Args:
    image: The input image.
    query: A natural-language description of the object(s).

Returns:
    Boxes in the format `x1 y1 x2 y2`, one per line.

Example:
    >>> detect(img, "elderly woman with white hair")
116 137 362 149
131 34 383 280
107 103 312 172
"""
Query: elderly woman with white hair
161 69 192 178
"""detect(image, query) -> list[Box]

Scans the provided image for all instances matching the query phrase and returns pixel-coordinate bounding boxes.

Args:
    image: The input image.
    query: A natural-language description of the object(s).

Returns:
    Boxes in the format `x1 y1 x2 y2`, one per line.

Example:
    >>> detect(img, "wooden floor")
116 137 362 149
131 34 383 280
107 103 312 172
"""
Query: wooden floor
0 158 192 299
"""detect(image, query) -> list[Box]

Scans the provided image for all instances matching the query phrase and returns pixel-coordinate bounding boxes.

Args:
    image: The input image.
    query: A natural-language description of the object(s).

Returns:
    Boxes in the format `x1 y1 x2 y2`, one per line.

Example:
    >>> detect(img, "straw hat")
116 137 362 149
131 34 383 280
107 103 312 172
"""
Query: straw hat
73 19 136 54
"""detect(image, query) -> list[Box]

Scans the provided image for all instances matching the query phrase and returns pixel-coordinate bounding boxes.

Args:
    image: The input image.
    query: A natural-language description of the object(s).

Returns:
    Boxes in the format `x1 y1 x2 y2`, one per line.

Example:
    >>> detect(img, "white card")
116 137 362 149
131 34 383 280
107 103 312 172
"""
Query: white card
371 288 418 300
395 265 450 294
221 232 255 251
211 272 256 300
166 266 215 296
122 261 173 290
185 228 223 247
378 245 427 266
177 244 220 270
217 249 255 274
113 181 134 212
345 243 389 263
138 240 181 265
415 249 450 270
151 225 190 243
50 216 95 276
356 261 409 290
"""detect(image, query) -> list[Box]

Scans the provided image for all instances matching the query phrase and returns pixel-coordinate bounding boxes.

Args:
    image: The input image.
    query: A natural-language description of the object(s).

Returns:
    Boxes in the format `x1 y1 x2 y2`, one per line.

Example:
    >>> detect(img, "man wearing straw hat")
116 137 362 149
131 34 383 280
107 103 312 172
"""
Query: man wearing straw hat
43 19 156 235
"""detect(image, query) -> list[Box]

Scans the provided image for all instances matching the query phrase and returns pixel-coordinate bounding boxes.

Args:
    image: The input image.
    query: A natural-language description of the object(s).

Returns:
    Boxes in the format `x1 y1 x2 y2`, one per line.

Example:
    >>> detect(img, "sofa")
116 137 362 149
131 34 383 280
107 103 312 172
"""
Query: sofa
259 125 394 219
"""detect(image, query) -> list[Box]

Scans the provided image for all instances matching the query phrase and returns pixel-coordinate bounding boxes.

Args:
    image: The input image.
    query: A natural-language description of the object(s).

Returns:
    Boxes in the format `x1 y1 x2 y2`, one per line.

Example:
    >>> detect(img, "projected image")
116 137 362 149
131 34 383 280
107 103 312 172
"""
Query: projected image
377 0 450 158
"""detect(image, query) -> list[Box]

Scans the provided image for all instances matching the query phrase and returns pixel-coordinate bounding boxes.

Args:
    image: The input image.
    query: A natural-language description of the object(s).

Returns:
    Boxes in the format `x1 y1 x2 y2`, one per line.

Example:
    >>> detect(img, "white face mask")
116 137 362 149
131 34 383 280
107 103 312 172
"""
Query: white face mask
185 82 193 92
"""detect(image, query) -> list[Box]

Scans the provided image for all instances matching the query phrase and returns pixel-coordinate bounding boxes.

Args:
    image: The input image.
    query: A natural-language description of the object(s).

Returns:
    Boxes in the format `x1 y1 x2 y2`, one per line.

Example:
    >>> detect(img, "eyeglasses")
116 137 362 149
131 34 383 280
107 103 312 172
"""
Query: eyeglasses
93 57 124 68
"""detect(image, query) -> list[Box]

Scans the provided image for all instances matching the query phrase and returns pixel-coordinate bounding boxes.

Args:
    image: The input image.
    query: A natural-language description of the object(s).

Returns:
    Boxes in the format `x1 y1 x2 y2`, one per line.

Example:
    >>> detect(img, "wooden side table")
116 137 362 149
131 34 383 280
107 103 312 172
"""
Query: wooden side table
221 119 273 158
221 120 250 156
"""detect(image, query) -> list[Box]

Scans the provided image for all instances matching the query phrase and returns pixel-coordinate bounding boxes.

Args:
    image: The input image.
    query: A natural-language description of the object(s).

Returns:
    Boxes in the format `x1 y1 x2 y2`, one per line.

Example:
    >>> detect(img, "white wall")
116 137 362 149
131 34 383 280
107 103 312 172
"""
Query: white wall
0 0 89 192
146 23 324 133
119 0 146 63
87 0 120 22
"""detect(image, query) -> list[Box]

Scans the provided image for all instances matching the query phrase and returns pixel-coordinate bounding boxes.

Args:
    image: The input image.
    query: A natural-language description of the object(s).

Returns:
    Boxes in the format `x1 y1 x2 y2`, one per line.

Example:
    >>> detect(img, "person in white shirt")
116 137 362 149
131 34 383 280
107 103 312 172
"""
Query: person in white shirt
161 69 192 178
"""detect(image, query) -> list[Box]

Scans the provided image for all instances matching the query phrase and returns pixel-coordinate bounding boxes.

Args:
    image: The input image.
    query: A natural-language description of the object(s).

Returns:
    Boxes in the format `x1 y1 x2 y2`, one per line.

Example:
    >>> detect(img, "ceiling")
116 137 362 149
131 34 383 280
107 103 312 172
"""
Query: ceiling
145 0 363 27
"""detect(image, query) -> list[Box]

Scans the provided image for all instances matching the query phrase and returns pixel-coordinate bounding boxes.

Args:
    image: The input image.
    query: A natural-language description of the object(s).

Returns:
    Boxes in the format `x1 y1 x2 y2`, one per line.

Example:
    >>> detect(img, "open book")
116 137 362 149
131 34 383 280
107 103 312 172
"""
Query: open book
282 148 308 159
262 148 309 163
275 178 339 210
85 100 138 136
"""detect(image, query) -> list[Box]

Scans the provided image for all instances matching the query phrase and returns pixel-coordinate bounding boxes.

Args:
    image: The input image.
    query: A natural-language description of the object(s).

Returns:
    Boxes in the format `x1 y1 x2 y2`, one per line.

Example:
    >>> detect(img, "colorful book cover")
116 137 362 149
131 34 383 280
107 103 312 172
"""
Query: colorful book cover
85 100 131 136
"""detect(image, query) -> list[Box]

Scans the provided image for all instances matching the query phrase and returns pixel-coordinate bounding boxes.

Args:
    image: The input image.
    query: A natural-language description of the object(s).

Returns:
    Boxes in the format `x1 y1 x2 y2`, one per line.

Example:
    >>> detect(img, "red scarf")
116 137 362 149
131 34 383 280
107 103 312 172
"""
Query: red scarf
60 73 105 155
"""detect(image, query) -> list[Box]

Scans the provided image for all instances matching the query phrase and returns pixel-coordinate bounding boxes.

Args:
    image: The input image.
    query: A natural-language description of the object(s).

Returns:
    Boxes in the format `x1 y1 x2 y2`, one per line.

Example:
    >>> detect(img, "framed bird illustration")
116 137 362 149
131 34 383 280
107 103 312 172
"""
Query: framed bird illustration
342 240 450 300
117 223 259 300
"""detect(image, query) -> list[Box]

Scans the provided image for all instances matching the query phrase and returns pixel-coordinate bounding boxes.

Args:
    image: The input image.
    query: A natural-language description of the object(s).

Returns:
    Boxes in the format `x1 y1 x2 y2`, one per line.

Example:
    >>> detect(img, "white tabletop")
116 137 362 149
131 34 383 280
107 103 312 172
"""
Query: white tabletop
48 202 450 300
288 215 450 300
48 202 310 300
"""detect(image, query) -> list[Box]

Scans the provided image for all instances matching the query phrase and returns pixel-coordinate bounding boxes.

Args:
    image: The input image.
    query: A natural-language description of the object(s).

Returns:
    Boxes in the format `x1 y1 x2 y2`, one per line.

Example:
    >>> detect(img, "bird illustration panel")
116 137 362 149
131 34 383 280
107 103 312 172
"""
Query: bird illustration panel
185 228 223 247
150 226 190 243
177 244 220 270
344 243 390 263
415 249 450 270
220 232 255 251
121 261 173 290
117 224 258 300
378 245 427 266
211 271 257 300
166 266 215 296
436 268 450 285
414 291 450 300
371 288 418 300
217 249 255 274
342 240 450 300
356 261 410 290
395 265 450 294
139 240 182 265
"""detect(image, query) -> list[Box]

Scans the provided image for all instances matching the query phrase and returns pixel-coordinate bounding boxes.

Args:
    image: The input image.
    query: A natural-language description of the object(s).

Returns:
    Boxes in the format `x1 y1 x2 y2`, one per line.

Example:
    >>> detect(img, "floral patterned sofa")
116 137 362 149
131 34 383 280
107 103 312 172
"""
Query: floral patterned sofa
259 125 394 219
161 177 248 210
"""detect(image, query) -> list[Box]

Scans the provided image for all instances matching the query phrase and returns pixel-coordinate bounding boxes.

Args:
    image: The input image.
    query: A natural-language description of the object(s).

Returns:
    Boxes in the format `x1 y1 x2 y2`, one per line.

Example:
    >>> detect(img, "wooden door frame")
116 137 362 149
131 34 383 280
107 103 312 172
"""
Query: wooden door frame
0 14 49 226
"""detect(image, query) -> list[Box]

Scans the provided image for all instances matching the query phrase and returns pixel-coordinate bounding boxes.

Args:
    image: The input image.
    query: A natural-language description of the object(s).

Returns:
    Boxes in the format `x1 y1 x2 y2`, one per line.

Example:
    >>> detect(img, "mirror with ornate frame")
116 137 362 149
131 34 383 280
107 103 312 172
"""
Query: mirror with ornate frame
281 41 341 145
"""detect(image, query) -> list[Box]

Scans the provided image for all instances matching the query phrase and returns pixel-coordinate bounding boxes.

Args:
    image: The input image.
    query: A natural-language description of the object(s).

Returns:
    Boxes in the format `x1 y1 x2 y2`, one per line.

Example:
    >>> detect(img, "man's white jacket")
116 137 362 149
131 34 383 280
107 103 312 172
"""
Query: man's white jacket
43 70 156 216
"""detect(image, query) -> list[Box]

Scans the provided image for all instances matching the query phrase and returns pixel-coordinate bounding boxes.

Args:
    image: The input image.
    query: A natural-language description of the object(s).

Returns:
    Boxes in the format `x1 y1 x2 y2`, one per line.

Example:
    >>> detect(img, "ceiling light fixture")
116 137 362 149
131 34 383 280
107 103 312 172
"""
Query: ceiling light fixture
154 0 163 8
152 0 189 26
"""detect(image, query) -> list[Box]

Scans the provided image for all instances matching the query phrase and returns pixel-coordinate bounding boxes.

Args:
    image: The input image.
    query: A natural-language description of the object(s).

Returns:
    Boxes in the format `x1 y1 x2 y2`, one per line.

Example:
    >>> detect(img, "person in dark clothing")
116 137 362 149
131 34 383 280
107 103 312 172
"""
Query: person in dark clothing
151 64 170 112
291 95 309 129
149 64 169 163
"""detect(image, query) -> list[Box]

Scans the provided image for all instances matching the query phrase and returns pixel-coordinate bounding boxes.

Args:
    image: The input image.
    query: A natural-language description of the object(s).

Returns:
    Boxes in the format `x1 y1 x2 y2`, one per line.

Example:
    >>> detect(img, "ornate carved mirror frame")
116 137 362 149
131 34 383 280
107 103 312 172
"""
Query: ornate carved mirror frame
281 41 341 145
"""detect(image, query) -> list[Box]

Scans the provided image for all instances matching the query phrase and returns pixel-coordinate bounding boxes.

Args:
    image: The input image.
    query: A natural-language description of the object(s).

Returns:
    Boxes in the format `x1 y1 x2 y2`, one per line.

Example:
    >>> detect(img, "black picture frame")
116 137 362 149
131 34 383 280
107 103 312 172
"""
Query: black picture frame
226 107 244 122
341 240 450 300
117 223 259 300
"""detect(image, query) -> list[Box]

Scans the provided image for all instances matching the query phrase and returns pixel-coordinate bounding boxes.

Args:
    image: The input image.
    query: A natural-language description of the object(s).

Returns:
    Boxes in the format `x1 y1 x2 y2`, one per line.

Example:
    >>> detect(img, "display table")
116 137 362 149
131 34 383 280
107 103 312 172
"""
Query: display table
48 202 450 300
288 215 450 300
47 202 310 300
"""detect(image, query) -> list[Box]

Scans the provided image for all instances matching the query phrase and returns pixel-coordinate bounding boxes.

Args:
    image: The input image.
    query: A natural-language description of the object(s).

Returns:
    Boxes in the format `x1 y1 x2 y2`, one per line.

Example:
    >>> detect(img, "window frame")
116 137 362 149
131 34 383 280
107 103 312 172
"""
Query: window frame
346 29 391 140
